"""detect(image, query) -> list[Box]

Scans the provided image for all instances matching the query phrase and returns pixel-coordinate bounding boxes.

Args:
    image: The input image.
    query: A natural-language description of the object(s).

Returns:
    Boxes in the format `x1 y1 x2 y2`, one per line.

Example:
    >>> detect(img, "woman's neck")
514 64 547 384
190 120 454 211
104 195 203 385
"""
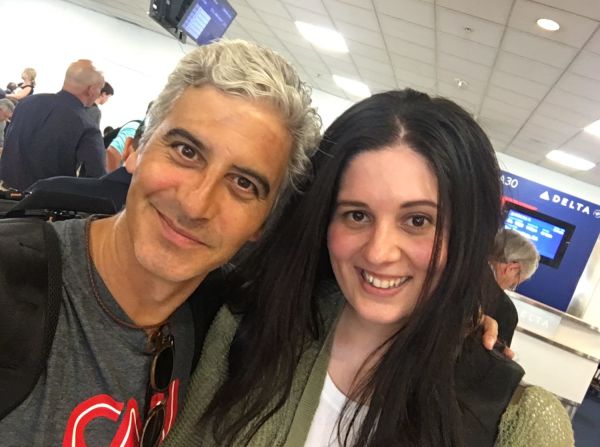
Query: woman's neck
328 304 399 397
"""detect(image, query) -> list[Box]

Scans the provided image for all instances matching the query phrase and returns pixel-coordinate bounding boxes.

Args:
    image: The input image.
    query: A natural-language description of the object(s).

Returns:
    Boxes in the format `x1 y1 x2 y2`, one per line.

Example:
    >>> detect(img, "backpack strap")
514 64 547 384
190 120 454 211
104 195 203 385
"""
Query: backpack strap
455 328 525 446
0 218 62 419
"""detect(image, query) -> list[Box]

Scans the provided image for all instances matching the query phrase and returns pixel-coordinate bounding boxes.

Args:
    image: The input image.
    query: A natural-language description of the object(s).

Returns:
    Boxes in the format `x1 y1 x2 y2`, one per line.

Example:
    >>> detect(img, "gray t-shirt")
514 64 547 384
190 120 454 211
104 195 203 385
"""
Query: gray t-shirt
0 218 194 446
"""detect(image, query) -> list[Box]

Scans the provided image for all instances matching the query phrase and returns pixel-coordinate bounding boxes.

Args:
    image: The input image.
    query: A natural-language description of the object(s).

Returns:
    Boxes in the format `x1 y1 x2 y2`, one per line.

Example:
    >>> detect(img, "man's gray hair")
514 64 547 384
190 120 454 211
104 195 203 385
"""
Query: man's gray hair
491 229 540 280
142 39 322 195
0 98 15 115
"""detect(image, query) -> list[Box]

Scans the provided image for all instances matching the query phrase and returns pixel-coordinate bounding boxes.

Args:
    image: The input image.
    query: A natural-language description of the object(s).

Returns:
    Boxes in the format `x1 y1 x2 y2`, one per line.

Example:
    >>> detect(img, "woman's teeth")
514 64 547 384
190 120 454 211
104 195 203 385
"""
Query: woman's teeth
362 271 408 289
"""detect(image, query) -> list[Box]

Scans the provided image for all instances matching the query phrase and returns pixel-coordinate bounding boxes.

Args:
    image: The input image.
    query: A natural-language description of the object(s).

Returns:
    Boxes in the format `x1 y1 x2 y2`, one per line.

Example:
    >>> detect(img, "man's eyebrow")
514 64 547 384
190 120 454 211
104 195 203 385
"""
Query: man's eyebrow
164 127 204 148
164 127 272 197
232 165 271 197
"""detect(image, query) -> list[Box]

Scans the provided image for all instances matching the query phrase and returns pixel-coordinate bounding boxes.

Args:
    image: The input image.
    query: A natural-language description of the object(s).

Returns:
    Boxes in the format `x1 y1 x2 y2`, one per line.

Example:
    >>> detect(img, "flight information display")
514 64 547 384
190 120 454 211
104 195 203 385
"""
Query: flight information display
503 203 575 268
179 0 236 45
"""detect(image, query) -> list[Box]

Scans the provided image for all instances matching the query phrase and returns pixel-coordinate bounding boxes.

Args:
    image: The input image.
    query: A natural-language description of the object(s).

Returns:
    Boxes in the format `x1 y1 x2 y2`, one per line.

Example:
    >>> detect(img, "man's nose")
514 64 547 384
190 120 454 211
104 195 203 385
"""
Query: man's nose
178 170 223 221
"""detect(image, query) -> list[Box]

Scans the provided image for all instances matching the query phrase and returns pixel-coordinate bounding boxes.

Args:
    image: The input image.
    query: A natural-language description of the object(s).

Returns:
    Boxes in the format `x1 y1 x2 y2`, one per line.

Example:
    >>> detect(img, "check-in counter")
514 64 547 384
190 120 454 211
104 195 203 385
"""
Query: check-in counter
507 291 600 410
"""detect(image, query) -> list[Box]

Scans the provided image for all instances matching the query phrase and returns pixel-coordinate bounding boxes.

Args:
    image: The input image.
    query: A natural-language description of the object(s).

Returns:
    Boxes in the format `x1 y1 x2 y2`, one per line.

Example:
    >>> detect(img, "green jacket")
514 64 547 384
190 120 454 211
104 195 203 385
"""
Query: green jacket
164 286 574 447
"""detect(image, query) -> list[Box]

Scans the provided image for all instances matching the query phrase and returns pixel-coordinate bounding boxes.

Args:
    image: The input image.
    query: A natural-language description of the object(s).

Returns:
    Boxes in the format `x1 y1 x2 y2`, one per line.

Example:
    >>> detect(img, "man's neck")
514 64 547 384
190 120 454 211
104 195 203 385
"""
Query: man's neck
89 215 202 327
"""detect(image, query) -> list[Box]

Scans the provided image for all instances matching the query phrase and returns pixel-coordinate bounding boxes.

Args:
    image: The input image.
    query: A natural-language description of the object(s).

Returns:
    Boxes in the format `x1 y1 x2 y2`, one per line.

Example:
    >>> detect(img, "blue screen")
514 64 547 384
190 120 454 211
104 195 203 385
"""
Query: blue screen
180 0 236 45
504 209 566 260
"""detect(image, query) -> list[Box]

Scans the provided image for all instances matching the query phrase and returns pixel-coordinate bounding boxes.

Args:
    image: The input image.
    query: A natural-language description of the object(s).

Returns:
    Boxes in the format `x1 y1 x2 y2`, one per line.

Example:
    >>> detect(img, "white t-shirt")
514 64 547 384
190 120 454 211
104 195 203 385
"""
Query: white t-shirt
305 374 367 446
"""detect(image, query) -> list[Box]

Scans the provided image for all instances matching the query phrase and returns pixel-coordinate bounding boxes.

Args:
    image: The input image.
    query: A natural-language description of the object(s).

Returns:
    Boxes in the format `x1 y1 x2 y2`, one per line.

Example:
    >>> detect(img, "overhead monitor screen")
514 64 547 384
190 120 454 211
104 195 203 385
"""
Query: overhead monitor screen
503 202 575 268
179 0 236 45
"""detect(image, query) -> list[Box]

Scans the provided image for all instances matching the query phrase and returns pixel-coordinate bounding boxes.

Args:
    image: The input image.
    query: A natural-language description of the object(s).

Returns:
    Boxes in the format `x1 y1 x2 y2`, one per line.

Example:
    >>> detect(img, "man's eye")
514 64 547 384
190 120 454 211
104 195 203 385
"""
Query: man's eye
233 175 258 196
174 143 196 159
236 176 253 190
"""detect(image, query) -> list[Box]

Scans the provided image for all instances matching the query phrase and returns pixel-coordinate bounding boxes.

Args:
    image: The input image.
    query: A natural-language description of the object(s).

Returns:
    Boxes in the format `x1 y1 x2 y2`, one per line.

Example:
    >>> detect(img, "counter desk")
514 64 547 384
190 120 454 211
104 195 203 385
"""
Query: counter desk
507 291 600 414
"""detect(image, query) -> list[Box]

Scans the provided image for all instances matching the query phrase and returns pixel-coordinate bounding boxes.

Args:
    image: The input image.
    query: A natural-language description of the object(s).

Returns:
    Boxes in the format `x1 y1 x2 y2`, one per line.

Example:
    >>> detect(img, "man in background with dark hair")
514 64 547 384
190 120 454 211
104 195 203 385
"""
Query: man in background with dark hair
86 81 114 127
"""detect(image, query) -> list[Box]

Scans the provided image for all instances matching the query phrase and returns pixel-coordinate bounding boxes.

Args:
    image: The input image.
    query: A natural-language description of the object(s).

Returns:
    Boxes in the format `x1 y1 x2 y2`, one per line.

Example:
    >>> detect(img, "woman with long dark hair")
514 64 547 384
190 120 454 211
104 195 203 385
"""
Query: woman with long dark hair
164 89 573 447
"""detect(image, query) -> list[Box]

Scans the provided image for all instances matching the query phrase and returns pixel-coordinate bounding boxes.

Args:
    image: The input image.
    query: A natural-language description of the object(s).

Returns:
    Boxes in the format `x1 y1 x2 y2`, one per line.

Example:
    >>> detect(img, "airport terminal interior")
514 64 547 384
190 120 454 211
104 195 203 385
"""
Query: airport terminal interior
1 0 600 445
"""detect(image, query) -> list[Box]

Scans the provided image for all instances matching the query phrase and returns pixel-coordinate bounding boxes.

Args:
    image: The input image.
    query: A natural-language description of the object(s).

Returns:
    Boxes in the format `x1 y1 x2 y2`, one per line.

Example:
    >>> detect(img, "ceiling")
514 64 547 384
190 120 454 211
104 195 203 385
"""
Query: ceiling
66 0 600 187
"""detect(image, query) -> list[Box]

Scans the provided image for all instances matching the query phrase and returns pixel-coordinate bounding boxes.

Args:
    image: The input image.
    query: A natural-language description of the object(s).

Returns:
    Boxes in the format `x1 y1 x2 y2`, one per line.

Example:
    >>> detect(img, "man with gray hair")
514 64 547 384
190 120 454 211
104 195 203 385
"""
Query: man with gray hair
488 228 541 345
0 40 321 446
0 59 106 191
0 98 15 154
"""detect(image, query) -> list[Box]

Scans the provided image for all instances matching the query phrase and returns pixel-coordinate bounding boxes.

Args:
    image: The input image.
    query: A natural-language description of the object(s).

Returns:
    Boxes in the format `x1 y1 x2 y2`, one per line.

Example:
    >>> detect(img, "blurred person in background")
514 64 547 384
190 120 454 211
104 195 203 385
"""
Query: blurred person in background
488 228 540 346
0 99 15 156
7 68 36 101
0 59 105 191
86 81 114 128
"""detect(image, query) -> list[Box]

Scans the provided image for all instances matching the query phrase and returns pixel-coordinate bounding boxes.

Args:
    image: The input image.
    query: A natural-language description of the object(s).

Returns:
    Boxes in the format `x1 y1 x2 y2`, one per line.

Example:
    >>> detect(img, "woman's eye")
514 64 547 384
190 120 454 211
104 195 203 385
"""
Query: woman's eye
411 215 426 227
342 210 368 224
351 211 366 222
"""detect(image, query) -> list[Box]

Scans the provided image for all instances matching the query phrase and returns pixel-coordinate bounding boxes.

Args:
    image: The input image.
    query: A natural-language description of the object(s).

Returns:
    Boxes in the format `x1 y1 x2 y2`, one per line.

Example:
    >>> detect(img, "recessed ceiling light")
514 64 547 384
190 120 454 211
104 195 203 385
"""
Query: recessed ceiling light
546 150 595 171
454 78 469 89
584 119 600 138
536 18 560 31
295 21 348 53
333 75 371 98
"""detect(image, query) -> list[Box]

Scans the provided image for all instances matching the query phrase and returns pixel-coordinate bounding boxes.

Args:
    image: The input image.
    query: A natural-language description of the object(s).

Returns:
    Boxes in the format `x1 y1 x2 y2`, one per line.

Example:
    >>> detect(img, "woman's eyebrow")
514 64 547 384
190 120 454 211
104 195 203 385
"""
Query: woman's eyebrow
400 200 438 209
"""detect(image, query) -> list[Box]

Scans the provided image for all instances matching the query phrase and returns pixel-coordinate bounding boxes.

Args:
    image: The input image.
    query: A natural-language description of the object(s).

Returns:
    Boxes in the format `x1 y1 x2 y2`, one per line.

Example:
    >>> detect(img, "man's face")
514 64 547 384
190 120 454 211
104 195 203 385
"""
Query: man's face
124 85 292 284
0 109 10 121
96 92 112 105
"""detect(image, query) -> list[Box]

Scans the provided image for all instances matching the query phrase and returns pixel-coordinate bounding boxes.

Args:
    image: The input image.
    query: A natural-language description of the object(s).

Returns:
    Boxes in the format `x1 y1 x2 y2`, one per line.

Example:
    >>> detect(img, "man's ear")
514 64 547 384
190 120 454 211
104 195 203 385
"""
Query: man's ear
122 137 134 161
506 262 521 275
124 149 139 174
248 228 263 242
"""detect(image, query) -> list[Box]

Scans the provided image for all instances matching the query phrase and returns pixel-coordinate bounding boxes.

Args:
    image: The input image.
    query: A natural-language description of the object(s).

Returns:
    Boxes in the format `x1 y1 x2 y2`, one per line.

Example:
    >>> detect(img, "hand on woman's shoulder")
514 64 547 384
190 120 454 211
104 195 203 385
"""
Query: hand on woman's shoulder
496 385 574 447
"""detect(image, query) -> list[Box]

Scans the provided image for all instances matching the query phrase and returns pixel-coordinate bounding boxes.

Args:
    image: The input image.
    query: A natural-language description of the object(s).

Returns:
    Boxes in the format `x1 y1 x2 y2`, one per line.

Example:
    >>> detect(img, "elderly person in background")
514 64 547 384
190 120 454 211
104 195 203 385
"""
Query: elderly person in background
488 228 540 345
0 60 106 191
6 68 37 101
0 99 15 156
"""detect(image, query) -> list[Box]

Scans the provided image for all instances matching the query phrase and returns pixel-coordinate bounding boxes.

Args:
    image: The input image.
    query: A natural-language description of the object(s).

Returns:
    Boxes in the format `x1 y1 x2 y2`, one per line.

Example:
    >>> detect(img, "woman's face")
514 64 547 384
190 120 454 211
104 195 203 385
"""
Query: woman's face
327 145 447 331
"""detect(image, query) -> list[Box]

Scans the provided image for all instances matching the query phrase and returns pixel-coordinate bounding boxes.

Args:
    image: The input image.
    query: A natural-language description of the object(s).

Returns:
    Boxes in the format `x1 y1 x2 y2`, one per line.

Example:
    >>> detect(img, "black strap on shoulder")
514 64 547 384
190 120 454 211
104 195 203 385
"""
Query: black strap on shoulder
0 218 62 419
455 329 525 446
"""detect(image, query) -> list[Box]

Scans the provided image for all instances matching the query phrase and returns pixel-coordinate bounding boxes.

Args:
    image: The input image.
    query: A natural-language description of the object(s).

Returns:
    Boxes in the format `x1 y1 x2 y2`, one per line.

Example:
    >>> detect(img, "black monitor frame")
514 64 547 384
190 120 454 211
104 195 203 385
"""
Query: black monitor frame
502 201 576 268
148 0 192 43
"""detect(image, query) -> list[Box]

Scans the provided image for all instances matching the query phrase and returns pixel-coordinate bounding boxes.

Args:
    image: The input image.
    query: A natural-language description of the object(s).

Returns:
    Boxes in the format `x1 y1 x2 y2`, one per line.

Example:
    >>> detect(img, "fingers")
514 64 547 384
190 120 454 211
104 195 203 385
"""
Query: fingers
481 315 499 350
503 346 516 360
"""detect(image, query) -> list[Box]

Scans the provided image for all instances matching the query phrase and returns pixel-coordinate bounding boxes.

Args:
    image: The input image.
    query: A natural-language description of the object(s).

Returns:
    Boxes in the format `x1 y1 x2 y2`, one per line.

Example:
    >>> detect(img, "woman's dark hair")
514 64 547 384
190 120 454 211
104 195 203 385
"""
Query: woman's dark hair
202 89 502 446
